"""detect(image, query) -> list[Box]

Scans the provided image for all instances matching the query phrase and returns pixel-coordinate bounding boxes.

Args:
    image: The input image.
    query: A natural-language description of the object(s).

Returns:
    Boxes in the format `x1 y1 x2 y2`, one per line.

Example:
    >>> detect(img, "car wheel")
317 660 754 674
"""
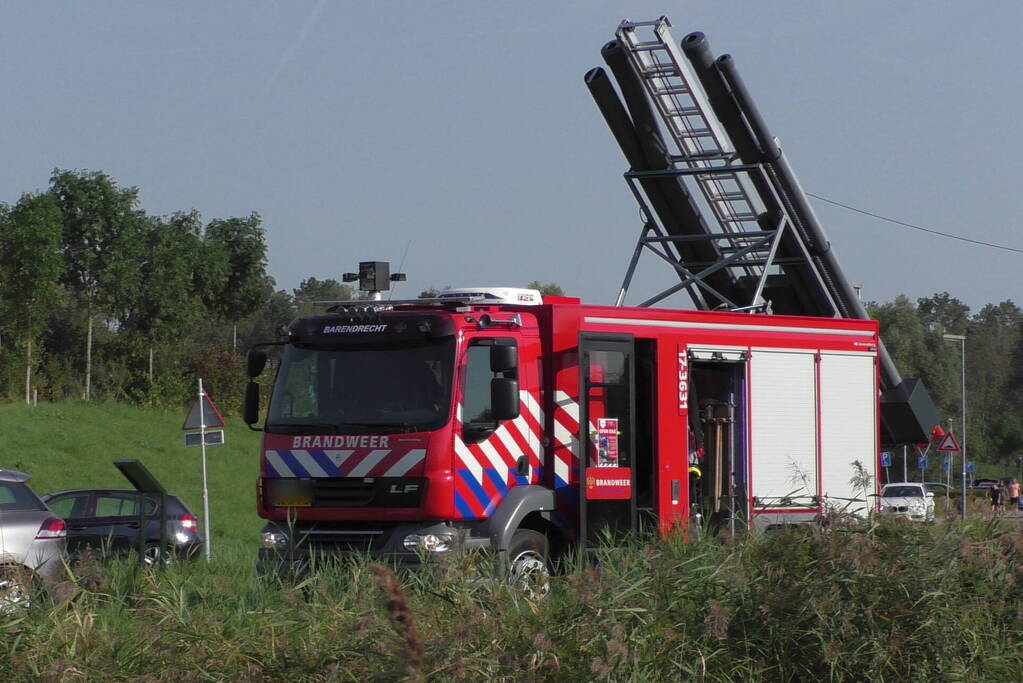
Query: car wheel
507 530 550 599
0 566 35 613
143 544 171 567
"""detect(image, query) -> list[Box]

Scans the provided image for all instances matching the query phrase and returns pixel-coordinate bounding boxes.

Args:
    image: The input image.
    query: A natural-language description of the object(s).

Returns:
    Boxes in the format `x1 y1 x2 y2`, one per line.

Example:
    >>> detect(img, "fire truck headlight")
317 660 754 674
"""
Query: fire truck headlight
261 531 289 550
403 533 454 553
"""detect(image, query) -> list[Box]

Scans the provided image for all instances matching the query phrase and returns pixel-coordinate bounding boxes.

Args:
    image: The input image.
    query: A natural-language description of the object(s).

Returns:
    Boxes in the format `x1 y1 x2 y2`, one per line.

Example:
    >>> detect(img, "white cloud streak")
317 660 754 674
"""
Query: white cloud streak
263 0 327 95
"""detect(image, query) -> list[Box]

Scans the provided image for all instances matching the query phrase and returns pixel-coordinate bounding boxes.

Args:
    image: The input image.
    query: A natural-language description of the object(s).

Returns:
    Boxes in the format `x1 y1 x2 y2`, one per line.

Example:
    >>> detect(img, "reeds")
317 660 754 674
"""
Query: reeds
3 518 1023 680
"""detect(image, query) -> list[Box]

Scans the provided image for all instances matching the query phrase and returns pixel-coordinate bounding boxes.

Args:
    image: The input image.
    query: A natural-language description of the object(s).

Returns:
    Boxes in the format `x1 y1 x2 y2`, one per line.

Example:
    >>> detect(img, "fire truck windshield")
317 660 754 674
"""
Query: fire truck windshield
266 337 455 434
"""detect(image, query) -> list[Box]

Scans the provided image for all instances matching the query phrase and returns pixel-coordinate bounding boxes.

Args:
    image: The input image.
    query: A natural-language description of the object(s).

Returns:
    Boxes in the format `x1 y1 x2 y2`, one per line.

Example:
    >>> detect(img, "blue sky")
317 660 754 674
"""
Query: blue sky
3 2 1020 312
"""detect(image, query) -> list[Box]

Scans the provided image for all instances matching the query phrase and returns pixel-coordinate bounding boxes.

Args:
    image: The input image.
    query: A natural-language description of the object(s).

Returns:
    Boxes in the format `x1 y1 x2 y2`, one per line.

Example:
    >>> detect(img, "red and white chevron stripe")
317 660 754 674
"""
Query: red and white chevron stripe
454 390 544 487
551 390 603 483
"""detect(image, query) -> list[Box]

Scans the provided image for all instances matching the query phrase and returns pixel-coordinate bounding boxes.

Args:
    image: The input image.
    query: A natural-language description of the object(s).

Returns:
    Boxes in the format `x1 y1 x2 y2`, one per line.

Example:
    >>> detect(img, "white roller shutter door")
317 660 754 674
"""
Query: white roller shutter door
750 349 818 507
819 352 877 515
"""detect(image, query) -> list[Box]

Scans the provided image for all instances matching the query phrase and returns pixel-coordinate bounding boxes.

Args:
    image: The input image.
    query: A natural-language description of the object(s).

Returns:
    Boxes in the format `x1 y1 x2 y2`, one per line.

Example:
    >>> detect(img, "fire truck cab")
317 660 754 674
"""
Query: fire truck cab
245 287 880 577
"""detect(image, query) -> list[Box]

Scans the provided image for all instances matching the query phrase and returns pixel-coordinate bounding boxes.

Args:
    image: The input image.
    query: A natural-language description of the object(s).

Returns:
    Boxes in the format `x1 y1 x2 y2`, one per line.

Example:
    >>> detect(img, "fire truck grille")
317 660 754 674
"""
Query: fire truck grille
310 477 425 508
312 479 375 506
301 530 384 553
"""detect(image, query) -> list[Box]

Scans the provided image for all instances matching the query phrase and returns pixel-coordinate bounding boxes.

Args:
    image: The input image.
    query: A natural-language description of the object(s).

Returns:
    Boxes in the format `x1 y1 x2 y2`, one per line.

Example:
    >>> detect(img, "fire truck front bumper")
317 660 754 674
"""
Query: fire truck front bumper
256 520 490 577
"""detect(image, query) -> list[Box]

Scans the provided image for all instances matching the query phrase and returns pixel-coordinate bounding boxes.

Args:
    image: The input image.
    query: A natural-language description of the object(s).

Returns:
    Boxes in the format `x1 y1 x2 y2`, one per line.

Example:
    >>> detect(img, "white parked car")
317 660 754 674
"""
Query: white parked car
879 482 935 522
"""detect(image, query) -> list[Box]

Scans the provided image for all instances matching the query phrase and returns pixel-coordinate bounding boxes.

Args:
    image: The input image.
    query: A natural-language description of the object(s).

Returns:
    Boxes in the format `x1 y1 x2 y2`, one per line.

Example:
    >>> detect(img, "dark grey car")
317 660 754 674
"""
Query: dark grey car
0 469 67 609
41 488 202 564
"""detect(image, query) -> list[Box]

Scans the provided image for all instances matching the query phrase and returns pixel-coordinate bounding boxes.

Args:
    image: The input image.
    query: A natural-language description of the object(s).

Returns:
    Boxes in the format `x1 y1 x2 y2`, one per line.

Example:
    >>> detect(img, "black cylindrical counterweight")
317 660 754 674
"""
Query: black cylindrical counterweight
681 30 901 391
683 35 938 440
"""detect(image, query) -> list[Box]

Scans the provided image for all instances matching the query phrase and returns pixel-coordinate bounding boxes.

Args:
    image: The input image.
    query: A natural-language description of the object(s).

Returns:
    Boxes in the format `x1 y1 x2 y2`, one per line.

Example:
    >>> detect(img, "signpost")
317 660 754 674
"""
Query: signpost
184 430 225 447
936 431 962 519
182 379 224 561
936 432 961 453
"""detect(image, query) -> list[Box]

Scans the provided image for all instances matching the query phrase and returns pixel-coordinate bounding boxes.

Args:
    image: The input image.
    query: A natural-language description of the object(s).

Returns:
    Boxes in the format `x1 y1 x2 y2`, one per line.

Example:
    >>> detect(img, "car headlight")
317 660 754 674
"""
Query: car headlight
403 533 455 553
261 531 289 550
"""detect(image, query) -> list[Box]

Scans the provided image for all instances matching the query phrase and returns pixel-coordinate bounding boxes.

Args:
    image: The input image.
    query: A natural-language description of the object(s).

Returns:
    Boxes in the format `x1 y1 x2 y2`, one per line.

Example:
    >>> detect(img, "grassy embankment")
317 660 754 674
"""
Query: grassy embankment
3 402 1023 679
0 401 263 555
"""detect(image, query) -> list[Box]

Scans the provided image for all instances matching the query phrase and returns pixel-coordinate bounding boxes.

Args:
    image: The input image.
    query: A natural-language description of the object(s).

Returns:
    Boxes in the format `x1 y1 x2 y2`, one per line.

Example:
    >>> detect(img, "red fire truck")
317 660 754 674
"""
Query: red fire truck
245 16 936 581
244 286 879 579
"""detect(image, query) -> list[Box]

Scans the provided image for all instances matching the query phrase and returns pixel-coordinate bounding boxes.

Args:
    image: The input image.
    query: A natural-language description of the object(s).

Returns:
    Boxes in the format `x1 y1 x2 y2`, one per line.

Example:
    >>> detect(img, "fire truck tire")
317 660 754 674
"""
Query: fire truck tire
507 529 550 598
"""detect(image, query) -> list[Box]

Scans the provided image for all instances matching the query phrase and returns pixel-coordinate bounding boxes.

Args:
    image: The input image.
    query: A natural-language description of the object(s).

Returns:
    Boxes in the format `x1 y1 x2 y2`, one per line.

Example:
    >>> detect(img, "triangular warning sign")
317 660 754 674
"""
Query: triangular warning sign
182 393 226 430
936 432 961 452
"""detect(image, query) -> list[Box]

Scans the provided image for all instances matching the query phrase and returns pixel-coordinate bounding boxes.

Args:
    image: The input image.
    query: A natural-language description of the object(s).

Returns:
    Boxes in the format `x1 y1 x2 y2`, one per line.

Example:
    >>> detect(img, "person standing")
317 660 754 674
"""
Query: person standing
1008 478 1021 511
990 481 1004 516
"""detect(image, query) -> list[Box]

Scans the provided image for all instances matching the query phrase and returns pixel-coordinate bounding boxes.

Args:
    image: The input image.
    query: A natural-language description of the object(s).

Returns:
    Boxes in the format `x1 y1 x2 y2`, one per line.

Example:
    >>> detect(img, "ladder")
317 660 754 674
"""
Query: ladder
614 18 791 310
593 17 940 446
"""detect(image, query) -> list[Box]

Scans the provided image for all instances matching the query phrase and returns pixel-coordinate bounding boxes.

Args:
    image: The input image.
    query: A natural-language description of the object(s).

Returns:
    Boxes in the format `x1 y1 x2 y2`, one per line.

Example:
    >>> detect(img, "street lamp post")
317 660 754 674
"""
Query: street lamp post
943 334 966 519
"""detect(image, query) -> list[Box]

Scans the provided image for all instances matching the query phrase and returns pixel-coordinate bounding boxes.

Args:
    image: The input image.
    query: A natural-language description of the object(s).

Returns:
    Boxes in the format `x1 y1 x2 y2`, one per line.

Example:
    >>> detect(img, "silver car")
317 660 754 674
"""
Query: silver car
0 469 67 609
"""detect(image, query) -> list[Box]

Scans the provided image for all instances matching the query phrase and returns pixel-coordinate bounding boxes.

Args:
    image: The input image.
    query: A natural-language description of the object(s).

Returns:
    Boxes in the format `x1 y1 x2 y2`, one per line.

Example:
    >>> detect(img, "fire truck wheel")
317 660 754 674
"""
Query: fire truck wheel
507 530 550 599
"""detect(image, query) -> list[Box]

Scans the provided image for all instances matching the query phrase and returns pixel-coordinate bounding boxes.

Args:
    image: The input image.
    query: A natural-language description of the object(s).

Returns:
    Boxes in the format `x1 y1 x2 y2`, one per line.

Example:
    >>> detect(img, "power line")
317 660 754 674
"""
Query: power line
807 192 1023 254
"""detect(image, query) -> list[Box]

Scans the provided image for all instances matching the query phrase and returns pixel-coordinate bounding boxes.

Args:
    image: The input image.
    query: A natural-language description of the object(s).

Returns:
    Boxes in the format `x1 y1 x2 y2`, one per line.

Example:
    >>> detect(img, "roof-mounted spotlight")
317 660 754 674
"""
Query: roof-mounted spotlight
341 261 408 300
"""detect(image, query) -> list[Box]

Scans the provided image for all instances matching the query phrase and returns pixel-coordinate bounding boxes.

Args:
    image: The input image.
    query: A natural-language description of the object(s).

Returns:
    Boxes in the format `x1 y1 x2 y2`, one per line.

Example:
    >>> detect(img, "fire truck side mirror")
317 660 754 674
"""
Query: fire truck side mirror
247 349 268 377
490 345 517 373
491 378 519 421
243 382 261 427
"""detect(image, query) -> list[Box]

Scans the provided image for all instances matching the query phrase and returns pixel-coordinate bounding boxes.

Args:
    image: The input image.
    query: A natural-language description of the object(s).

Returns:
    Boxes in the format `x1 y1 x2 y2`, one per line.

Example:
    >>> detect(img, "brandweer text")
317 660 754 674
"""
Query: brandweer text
291 435 391 448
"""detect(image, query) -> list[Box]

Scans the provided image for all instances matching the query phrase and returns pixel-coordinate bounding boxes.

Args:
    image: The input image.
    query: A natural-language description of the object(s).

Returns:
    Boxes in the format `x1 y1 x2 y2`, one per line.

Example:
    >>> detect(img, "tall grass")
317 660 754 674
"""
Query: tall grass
4 403 1023 678
3 518 1023 680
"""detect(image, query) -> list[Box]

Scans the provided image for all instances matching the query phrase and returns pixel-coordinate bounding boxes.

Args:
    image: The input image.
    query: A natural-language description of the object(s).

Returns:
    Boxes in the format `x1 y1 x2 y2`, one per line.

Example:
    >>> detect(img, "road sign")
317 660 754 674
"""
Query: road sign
184 429 225 448
182 393 225 430
880 451 892 467
937 432 961 452
941 456 949 471
918 455 927 469
966 461 976 474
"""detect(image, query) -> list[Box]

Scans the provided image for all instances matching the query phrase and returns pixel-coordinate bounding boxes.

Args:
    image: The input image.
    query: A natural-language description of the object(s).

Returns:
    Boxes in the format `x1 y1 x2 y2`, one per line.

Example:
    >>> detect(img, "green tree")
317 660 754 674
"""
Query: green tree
50 169 146 400
868 295 929 380
293 277 356 316
203 213 272 322
966 301 1022 463
242 289 297 344
0 192 64 403
121 211 207 398
917 292 970 335
526 281 565 296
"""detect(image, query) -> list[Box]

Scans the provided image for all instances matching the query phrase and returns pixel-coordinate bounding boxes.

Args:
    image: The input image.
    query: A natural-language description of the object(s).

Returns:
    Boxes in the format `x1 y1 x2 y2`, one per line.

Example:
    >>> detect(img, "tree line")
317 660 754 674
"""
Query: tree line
0 169 287 412
868 293 1023 478
1 171 1020 472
